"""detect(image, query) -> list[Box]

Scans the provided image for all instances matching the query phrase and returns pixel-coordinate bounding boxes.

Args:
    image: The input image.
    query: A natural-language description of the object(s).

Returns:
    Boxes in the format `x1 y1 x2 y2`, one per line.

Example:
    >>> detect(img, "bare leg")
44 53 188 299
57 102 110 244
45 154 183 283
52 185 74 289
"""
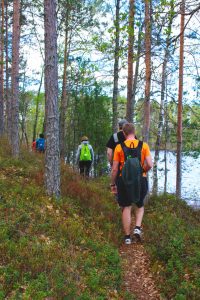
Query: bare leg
122 206 132 235
135 206 144 227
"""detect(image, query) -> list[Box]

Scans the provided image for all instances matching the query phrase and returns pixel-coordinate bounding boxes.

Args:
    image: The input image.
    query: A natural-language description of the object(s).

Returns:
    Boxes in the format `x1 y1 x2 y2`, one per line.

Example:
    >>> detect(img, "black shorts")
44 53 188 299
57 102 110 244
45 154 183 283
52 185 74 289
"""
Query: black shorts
116 176 148 208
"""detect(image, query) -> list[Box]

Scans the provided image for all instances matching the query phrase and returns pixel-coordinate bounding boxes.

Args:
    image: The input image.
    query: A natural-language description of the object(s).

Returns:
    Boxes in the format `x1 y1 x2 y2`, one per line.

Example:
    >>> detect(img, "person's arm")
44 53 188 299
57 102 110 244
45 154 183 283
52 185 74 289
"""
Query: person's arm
111 160 119 185
110 160 119 194
143 155 153 172
76 145 81 164
107 148 113 166
90 146 94 162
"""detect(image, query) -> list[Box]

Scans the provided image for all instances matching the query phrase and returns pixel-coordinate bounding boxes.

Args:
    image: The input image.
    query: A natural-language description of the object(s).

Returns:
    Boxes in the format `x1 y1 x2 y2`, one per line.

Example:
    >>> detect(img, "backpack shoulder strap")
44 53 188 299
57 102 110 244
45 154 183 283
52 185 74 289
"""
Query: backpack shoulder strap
137 140 143 162
113 132 119 143
120 142 129 161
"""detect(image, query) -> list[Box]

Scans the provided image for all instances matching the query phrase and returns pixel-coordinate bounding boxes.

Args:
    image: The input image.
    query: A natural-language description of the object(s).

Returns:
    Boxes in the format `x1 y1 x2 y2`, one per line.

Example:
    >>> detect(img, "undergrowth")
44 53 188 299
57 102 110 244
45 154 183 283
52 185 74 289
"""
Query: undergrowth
0 143 133 299
144 194 200 299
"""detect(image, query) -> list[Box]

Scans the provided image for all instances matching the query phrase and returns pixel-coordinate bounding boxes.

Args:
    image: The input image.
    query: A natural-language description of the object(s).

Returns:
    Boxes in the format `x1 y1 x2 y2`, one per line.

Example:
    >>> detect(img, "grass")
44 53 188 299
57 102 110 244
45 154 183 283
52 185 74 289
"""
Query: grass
0 142 133 299
144 194 200 299
1 140 200 299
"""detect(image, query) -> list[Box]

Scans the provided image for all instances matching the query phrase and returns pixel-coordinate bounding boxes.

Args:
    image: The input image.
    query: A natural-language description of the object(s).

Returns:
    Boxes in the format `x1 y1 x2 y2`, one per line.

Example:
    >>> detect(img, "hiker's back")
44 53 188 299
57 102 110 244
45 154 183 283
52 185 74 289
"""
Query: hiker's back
36 137 45 153
80 143 92 161
121 140 143 204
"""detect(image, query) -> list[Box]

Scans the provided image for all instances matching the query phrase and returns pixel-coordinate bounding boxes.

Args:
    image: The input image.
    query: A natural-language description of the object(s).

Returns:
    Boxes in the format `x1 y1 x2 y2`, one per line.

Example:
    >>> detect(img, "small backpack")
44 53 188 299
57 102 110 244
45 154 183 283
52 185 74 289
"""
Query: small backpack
121 141 143 203
80 144 92 161
37 138 45 152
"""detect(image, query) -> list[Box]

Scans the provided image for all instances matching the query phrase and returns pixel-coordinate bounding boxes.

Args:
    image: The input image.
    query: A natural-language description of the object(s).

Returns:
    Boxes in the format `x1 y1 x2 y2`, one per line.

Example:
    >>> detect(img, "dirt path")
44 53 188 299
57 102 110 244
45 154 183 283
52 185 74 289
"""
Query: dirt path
119 232 162 299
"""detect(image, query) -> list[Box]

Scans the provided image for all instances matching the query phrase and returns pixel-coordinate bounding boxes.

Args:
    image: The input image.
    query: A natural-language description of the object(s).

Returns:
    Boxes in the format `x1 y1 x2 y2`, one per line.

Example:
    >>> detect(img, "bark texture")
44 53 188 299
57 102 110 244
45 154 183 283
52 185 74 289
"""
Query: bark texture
11 0 20 156
143 0 151 143
112 0 120 132
176 0 185 198
153 2 174 194
0 0 4 136
60 25 69 158
126 0 134 122
44 0 60 197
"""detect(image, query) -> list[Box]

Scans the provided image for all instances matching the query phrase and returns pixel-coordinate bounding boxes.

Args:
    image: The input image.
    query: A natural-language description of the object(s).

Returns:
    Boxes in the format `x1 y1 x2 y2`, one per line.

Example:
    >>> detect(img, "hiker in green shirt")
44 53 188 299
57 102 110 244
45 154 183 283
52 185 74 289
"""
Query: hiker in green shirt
76 136 94 177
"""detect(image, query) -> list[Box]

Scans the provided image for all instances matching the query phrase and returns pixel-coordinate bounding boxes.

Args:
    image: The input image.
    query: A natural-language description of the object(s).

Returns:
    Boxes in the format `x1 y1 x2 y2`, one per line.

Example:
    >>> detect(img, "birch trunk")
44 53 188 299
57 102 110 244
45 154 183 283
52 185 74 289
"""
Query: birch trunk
44 0 60 197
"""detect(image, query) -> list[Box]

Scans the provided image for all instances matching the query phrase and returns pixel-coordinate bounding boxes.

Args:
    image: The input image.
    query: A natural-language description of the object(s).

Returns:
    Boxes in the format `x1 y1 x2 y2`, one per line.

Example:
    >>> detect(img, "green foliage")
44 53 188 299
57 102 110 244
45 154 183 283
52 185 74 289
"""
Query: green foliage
0 147 128 299
144 195 200 298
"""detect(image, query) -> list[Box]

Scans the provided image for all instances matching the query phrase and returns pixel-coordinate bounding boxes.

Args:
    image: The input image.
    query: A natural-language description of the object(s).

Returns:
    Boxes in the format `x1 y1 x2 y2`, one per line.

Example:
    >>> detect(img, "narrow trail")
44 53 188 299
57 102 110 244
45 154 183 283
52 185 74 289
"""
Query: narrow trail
119 220 162 300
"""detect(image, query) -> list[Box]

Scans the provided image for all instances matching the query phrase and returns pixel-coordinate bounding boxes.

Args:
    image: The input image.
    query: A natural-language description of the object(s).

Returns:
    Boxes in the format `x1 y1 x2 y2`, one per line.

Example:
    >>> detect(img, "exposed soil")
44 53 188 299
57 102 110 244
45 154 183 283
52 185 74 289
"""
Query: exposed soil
119 226 162 299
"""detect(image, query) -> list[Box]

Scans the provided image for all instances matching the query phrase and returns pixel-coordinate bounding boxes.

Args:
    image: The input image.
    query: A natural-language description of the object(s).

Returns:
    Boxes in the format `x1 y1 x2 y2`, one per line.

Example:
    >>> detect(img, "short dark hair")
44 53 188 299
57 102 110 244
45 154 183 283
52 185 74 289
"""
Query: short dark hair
39 133 44 138
122 123 135 136
118 119 128 129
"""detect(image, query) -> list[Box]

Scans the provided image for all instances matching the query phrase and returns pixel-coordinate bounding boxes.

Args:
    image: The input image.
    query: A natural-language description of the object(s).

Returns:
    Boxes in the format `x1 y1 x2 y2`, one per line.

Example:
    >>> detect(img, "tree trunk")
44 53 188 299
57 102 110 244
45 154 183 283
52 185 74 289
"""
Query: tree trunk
5 0 10 138
132 18 142 121
112 0 120 132
60 23 69 158
11 0 20 157
126 0 135 122
153 2 174 194
176 0 185 198
0 0 4 136
44 0 60 197
142 0 151 143
33 69 43 141
164 81 169 193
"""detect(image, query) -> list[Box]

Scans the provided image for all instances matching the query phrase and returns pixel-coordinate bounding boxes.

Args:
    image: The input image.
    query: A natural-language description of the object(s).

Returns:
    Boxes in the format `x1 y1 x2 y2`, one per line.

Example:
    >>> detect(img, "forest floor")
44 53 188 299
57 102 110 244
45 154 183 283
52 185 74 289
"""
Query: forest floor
119 217 162 300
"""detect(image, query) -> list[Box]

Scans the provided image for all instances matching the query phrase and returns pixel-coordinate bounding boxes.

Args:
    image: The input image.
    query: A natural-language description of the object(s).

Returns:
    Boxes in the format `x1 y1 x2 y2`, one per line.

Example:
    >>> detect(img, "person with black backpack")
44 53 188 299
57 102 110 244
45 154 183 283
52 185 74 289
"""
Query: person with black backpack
106 119 128 167
76 136 94 177
110 123 153 245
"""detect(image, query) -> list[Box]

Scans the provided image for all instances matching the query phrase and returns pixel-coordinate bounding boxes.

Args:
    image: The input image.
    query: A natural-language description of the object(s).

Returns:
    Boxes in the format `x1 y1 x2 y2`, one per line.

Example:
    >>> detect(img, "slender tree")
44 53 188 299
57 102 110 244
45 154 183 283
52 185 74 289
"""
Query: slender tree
142 0 151 142
11 0 20 156
176 0 185 198
44 0 60 197
126 0 135 122
132 15 143 121
0 0 4 136
112 0 120 132
153 0 174 194
32 69 43 141
5 0 11 138
60 13 69 158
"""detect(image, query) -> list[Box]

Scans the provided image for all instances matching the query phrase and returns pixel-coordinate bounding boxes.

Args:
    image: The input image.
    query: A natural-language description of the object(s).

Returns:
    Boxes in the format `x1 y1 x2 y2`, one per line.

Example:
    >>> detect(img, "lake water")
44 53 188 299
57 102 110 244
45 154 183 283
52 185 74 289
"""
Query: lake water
148 151 200 208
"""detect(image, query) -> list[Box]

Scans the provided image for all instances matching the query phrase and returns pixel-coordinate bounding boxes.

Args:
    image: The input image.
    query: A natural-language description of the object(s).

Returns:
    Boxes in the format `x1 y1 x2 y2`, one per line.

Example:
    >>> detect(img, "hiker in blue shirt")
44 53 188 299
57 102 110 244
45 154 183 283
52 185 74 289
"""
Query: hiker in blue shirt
76 136 94 177
36 133 45 153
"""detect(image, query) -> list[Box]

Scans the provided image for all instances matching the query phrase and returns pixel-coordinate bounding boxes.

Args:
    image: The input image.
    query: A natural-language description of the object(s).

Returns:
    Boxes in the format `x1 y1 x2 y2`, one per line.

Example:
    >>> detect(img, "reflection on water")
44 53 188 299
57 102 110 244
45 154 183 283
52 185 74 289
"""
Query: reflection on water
149 151 200 208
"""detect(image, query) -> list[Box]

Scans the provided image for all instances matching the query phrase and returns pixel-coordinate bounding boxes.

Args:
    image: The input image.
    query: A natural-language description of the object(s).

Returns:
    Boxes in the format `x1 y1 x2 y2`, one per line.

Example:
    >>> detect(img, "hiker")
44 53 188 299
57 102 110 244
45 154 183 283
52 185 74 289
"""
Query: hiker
76 136 94 177
36 133 45 153
110 123 153 245
32 139 36 152
106 119 128 167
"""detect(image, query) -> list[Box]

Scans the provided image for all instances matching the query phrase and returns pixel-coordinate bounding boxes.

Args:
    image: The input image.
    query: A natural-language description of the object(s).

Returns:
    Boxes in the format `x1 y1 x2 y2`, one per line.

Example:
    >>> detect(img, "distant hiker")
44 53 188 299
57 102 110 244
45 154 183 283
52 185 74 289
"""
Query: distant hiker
76 136 94 177
110 123 153 245
32 139 36 152
106 119 128 167
36 133 45 153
